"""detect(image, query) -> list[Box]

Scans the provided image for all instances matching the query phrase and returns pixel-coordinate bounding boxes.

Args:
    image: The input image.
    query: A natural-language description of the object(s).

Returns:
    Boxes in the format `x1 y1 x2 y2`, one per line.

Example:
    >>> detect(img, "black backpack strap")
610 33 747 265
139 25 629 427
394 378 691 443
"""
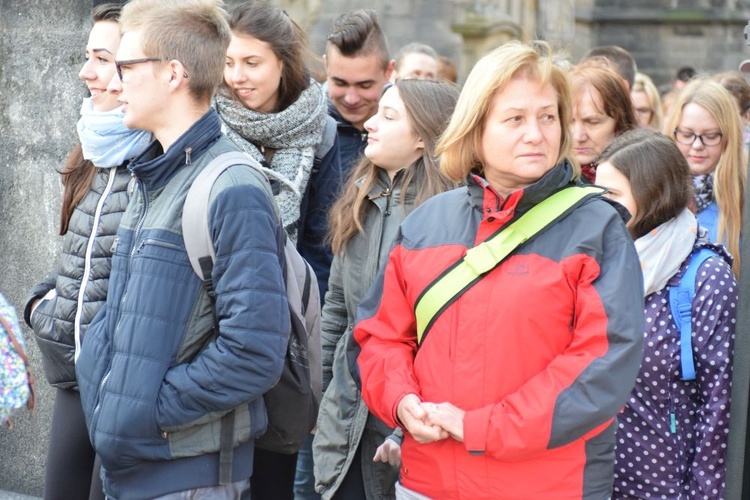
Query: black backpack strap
219 410 236 485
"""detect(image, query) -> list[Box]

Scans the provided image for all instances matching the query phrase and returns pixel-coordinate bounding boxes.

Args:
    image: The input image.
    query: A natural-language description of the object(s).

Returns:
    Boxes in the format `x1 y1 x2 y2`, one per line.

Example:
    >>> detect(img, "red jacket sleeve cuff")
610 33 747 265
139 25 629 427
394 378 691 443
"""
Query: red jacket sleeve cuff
463 405 493 455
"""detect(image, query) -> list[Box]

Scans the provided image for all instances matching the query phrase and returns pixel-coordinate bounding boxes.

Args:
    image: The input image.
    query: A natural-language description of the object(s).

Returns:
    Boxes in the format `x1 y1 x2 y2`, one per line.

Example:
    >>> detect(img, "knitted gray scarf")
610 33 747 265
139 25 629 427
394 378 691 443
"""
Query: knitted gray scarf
214 79 327 243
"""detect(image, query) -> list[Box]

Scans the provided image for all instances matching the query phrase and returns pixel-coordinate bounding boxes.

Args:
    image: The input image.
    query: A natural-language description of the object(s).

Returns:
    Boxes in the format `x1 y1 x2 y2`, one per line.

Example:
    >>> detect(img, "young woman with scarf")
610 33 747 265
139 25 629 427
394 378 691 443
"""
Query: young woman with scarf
595 128 737 499
214 2 341 499
215 0 337 245
23 4 151 499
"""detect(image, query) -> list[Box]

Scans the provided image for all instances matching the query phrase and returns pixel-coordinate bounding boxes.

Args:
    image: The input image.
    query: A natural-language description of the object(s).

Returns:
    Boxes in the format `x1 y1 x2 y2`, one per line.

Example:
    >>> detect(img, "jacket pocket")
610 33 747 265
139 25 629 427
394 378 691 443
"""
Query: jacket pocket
30 291 76 388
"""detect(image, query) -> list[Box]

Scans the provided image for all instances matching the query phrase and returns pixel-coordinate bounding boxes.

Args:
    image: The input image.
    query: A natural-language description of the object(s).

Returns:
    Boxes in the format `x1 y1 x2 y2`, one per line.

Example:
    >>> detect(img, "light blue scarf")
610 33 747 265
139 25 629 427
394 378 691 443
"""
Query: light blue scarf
76 98 152 168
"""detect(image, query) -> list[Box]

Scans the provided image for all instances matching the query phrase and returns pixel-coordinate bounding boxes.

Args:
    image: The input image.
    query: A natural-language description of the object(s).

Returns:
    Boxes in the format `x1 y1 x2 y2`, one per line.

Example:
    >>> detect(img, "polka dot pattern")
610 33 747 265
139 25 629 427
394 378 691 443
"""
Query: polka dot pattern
613 250 736 499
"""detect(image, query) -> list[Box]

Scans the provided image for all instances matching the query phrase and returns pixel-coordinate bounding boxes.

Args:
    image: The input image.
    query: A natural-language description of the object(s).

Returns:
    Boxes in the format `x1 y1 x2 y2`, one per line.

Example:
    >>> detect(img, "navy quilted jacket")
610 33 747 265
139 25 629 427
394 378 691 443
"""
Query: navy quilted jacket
76 110 288 499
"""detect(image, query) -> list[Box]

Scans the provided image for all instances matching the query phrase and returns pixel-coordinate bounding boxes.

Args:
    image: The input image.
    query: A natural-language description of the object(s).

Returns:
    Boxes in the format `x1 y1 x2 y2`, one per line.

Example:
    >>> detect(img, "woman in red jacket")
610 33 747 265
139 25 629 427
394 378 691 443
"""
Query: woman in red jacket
354 41 645 499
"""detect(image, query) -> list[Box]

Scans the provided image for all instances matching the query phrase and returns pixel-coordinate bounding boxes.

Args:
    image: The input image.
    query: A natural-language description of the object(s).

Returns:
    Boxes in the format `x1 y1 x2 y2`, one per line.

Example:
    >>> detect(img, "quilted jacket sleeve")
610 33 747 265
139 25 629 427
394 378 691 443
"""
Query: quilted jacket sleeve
156 182 289 429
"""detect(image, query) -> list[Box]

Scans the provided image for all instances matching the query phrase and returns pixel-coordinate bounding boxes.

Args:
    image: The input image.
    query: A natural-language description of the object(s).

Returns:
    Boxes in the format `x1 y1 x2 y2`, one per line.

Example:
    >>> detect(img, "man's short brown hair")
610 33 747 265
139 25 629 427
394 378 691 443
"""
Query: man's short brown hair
120 0 230 103
326 9 390 69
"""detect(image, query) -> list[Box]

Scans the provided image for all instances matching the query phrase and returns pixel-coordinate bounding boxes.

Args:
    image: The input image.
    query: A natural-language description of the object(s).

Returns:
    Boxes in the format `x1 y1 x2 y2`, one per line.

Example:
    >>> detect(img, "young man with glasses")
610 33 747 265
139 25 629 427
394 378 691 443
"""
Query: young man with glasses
75 1 289 498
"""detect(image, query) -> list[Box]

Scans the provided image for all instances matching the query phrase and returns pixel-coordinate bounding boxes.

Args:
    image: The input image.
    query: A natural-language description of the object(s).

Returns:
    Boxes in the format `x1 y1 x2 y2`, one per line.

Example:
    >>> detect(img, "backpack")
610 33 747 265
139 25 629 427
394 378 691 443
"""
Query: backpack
314 115 337 171
0 291 34 427
182 152 321 463
668 247 718 382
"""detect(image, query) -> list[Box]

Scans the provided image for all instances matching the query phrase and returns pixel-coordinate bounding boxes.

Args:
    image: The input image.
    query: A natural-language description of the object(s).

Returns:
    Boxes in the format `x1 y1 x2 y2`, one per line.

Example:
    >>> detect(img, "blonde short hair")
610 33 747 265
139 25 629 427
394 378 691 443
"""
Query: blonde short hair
120 0 230 103
437 41 574 181
632 72 663 130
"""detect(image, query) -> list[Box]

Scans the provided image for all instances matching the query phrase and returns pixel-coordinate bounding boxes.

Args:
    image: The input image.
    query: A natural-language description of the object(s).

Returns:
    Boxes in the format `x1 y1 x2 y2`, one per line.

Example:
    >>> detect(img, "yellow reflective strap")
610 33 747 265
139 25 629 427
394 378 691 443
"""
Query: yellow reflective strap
414 185 603 344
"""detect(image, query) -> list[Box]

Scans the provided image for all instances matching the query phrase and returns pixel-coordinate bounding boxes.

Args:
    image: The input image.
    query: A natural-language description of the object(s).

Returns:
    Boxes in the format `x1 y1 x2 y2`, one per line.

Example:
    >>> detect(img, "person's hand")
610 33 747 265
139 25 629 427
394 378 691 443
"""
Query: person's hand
28 298 41 323
424 402 466 442
396 394 448 444
373 438 401 467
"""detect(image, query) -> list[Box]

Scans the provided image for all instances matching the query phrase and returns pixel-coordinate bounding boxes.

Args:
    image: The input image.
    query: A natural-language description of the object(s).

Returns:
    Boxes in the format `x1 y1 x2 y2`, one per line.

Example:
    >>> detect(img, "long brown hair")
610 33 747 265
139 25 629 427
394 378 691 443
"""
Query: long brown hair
328 79 460 254
598 128 691 240
224 0 310 112
60 3 122 235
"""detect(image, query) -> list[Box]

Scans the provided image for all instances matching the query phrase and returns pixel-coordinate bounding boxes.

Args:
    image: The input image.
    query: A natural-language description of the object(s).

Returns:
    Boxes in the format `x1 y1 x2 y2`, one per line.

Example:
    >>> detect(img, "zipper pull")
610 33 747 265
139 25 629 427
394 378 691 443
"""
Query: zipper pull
185 147 192 165
670 412 676 433
110 237 119 254
127 175 137 196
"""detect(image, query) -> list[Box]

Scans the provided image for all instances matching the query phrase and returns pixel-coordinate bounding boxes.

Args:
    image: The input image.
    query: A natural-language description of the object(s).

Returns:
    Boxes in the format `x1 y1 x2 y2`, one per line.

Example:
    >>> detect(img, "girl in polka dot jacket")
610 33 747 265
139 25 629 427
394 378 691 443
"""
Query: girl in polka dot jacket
595 128 737 499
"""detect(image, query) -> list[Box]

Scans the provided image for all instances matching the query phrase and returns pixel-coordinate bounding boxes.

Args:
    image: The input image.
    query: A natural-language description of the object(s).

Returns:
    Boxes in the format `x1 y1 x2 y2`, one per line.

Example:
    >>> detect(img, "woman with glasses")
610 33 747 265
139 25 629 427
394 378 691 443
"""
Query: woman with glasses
632 72 663 130
595 128 737 499
569 62 638 183
665 78 746 276
23 4 151 499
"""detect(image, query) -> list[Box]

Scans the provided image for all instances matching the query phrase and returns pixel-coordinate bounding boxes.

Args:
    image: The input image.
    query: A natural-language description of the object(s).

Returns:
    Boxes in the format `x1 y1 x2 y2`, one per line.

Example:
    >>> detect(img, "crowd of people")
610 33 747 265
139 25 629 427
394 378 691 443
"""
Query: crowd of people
0 0 746 498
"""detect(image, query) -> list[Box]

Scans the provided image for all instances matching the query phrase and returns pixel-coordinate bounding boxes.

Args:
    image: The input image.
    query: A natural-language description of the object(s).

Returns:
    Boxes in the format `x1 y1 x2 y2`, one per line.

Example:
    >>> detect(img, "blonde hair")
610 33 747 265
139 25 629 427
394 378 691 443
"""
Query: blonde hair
436 40 575 181
665 77 746 276
120 0 231 103
633 72 663 131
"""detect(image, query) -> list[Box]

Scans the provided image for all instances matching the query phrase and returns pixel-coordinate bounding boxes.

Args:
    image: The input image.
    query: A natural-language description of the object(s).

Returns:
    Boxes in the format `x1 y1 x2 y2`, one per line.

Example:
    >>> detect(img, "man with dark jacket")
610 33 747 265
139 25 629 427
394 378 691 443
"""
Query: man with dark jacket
75 1 288 498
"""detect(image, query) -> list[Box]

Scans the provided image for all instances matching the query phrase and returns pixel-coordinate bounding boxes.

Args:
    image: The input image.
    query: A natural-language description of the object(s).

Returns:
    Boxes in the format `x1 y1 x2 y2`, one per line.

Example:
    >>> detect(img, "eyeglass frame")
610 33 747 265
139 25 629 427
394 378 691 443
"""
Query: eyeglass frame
673 128 723 147
115 57 189 81
115 57 166 81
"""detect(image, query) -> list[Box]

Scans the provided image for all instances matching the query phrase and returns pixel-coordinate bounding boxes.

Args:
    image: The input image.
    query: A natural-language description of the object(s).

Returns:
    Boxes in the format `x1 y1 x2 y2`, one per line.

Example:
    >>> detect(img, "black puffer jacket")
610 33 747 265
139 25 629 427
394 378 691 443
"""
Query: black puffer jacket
25 164 130 390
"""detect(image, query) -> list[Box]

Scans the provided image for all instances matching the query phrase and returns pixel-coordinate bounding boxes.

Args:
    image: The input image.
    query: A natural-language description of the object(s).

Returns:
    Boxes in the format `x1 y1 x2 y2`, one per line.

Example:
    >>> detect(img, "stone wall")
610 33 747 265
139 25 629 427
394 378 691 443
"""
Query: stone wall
576 0 750 86
0 1 90 496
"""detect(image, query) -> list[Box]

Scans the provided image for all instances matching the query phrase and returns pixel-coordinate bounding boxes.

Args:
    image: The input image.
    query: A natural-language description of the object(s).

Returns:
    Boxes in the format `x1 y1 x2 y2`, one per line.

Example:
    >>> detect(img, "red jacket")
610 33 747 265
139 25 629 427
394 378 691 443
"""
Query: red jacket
354 163 644 499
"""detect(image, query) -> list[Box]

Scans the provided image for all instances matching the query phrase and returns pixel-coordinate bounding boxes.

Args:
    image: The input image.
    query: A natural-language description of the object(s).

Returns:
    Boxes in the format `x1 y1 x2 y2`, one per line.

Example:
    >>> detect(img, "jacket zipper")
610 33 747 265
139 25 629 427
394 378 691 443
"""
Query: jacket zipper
89 177 151 446
371 171 404 283
74 168 118 363
136 238 183 253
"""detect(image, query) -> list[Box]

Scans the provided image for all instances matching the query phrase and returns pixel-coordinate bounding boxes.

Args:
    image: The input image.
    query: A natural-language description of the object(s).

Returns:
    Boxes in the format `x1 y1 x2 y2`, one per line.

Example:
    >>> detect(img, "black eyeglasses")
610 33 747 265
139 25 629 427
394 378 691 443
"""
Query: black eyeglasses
673 128 723 147
115 57 167 81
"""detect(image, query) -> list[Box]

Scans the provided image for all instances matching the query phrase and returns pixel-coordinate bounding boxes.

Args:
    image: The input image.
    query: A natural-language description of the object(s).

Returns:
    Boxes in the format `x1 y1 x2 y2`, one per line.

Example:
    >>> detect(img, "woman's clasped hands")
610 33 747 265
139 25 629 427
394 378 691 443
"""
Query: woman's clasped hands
396 393 466 443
